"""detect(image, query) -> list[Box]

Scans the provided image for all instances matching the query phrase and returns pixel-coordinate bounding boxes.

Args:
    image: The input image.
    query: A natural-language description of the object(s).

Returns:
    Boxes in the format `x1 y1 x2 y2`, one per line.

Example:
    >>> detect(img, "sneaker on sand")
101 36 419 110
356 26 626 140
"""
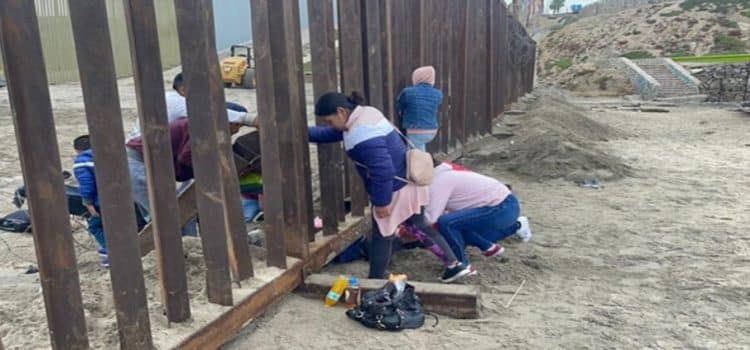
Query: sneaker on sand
97 248 108 258
482 243 505 257
516 216 532 242
441 263 471 283
100 257 110 268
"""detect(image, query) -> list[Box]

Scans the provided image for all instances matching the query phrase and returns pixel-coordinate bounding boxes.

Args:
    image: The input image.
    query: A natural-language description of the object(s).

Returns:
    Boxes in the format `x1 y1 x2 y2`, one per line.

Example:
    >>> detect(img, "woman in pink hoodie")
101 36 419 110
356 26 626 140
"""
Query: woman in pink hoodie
423 159 532 267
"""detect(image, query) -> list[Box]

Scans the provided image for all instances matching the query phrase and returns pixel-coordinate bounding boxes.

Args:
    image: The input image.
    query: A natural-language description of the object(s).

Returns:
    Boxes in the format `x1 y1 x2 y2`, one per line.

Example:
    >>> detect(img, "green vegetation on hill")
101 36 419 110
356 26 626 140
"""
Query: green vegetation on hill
712 34 747 54
621 51 655 59
555 58 574 70
671 53 750 63
680 0 750 13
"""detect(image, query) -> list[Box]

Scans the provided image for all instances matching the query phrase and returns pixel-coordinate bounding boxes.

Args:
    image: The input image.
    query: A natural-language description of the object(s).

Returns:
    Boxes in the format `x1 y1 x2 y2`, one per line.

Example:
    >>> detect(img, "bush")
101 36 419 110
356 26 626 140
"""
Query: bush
555 58 574 70
670 49 692 57
680 0 749 13
712 34 747 54
660 10 683 16
742 9 750 17
595 76 612 90
717 17 739 28
621 51 655 59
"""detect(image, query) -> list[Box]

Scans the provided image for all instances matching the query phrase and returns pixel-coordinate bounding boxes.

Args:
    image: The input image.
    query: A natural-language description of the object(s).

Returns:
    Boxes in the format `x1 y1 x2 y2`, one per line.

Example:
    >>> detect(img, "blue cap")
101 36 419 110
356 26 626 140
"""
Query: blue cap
348 277 359 286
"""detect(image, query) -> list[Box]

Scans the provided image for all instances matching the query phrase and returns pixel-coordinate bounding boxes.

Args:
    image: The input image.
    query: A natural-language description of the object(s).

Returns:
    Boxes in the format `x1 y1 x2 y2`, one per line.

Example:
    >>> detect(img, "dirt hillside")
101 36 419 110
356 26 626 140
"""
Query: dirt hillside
538 0 750 95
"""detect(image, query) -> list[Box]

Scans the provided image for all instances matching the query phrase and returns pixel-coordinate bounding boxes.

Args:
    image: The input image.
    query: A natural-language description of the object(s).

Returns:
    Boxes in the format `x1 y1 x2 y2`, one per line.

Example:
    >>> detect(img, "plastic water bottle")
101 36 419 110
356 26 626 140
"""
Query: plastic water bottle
344 277 361 308
324 275 349 306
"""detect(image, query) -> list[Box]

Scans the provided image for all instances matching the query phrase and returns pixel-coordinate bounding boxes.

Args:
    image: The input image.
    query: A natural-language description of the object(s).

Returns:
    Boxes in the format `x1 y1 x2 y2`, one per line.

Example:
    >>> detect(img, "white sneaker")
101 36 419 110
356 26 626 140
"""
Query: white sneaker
516 216 532 242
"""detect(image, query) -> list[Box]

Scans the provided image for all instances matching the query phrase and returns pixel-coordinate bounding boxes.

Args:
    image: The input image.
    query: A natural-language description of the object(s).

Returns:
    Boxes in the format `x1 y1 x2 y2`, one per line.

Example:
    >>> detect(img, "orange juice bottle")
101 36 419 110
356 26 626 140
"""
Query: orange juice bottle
324 275 349 306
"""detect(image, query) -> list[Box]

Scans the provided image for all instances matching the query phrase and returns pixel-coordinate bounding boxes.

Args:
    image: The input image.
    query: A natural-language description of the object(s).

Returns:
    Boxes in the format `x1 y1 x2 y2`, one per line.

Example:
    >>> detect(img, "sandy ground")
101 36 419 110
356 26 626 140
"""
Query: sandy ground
0 69 319 349
224 102 750 349
0 75 748 349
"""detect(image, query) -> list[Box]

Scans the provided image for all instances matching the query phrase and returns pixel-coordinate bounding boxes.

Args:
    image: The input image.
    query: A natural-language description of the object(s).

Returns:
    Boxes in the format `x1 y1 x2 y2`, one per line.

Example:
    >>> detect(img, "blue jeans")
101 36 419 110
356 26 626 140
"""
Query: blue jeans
128 154 198 236
438 194 521 265
87 215 106 250
241 198 261 223
406 132 437 152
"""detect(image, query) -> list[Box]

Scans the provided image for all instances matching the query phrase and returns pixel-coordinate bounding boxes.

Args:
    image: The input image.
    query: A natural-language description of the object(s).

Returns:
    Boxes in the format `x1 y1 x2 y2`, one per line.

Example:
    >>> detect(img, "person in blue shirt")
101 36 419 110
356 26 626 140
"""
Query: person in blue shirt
72 135 109 267
396 66 444 151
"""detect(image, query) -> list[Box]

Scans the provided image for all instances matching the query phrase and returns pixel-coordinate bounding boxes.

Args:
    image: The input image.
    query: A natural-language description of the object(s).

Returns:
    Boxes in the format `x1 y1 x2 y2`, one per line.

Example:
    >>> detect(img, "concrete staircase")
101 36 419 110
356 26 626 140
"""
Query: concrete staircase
631 58 700 97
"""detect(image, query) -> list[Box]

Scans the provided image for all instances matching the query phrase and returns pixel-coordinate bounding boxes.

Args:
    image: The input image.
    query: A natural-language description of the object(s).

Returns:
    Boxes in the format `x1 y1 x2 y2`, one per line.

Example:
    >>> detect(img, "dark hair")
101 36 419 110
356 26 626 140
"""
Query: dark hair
314 91 365 117
73 135 91 152
172 72 184 91
432 154 442 168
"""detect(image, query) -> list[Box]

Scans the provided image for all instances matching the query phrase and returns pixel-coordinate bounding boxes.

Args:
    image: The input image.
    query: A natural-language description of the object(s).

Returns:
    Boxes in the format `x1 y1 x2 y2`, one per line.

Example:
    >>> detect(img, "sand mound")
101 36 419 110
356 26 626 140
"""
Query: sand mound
470 92 631 181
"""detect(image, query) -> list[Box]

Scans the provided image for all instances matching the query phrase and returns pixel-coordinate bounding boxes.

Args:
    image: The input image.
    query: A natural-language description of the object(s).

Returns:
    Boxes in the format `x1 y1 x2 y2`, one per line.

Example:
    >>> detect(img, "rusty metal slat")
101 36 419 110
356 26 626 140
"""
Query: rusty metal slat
255 0 311 258
477 0 492 136
308 0 344 235
68 1 154 347
175 0 253 281
338 0 368 217
362 0 385 112
450 0 468 146
287 0 316 244
173 0 234 306
382 0 396 123
249 0 288 268
0 2 90 348
122 0 191 321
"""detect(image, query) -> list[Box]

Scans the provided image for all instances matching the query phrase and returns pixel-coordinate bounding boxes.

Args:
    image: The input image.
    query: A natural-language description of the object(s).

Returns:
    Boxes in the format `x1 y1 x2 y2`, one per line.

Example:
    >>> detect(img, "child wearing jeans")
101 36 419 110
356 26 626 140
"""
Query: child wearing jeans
396 66 444 151
72 135 109 267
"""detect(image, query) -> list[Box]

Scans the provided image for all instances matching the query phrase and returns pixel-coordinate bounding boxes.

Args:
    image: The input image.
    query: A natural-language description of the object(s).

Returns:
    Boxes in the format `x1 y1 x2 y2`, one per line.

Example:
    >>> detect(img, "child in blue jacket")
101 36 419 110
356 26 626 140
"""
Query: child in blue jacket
396 66 444 151
73 135 109 267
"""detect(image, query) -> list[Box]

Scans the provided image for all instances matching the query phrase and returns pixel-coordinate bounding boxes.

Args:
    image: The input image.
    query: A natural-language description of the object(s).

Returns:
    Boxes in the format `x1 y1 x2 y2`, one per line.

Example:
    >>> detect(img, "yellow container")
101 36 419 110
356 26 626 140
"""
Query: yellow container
324 275 349 306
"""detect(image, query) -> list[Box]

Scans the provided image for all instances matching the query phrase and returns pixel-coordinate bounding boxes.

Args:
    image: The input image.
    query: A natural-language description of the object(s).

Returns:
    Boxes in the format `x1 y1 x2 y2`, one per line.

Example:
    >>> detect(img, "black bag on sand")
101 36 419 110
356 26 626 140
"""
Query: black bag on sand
0 209 31 233
346 282 425 331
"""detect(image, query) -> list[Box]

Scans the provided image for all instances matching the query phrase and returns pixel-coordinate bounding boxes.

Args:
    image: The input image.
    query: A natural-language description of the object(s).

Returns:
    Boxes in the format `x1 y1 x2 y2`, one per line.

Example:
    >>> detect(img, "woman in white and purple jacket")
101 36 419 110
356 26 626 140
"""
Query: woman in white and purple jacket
308 91 471 283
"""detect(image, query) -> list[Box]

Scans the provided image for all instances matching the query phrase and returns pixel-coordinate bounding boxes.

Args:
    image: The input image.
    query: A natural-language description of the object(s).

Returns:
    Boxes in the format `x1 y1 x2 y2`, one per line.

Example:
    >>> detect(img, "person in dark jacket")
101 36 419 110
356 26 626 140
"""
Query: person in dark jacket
396 66 444 151
72 135 109 267
308 91 471 283
126 104 256 235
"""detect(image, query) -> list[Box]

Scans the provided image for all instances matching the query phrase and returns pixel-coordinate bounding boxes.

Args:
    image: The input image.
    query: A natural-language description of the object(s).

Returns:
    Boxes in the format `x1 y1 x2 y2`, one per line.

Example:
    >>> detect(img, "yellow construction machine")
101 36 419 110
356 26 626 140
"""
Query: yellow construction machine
220 45 256 89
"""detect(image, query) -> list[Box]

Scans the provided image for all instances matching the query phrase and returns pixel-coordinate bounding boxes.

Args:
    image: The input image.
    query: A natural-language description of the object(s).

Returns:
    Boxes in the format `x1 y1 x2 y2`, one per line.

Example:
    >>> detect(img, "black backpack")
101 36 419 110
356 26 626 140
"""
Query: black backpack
346 282 425 331
0 209 31 233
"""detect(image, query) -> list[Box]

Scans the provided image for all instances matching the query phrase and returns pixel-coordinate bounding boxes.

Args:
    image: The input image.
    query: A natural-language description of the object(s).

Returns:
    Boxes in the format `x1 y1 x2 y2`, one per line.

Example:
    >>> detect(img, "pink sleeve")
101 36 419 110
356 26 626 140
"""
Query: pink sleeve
424 179 452 224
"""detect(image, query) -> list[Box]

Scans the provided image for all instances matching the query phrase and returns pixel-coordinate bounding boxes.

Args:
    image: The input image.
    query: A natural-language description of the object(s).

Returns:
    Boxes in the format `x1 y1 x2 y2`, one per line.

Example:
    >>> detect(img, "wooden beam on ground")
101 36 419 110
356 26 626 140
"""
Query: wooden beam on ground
303 216 371 275
174 0 234 306
138 184 196 256
123 0 191 321
338 0 369 217
175 217 367 350
309 0 345 235
299 274 481 319
68 1 154 347
0 2 90 348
